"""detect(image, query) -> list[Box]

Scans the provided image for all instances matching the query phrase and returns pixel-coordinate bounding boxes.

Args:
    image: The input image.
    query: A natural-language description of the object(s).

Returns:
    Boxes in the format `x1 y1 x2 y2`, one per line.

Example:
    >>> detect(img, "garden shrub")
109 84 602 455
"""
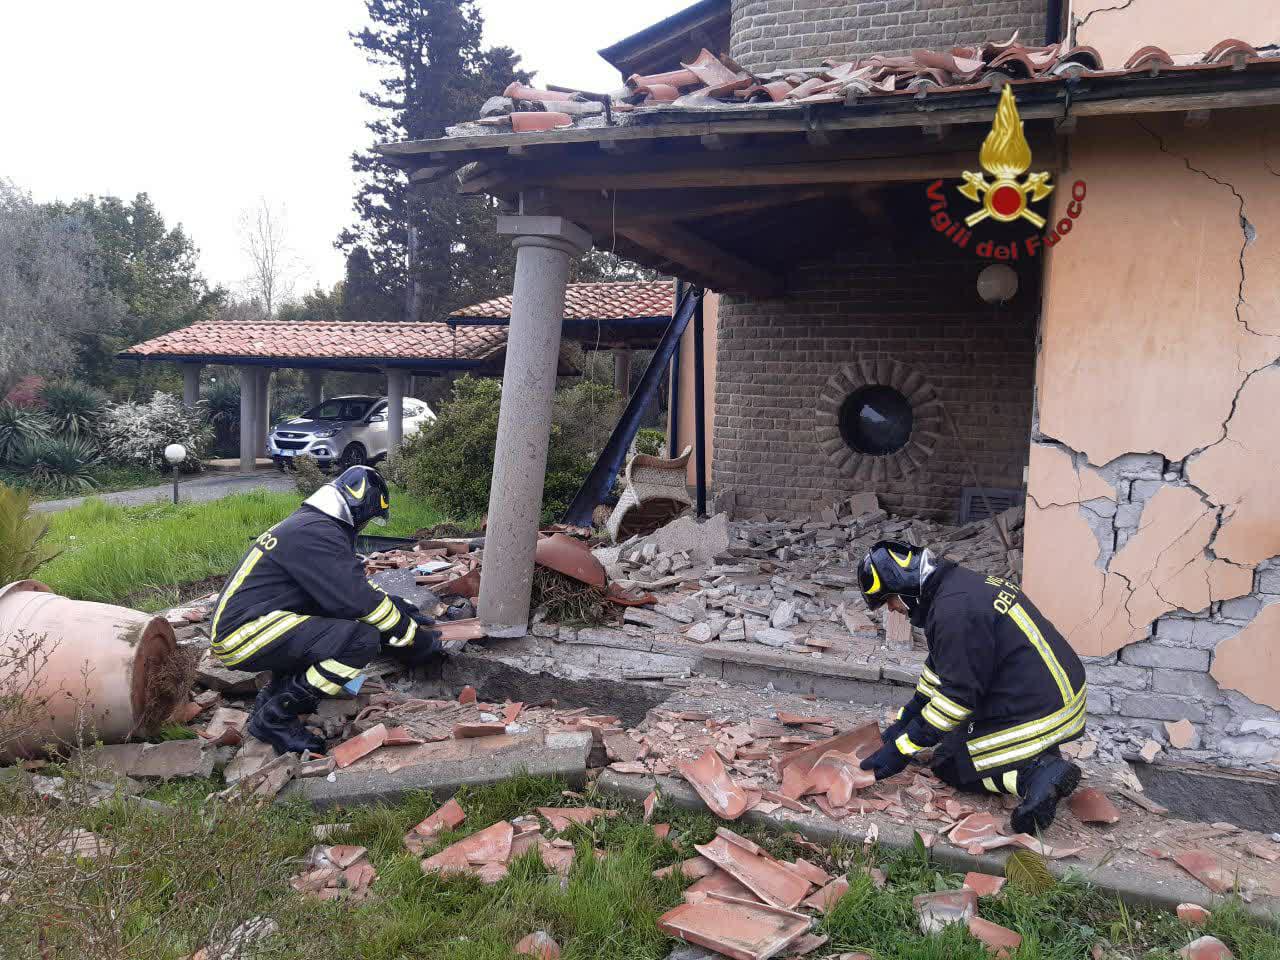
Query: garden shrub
201 379 241 457
38 380 107 440
4 375 45 408
292 455 328 497
551 380 623 460
635 428 665 457
397 376 592 524
5 437 102 495
0 402 51 463
97 393 211 473
0 483 58 581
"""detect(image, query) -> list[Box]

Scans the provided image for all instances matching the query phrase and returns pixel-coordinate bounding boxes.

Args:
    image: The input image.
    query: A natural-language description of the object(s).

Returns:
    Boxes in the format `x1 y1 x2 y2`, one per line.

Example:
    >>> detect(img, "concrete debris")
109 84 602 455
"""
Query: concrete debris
913 888 977 934
291 845 377 902
192 916 279 960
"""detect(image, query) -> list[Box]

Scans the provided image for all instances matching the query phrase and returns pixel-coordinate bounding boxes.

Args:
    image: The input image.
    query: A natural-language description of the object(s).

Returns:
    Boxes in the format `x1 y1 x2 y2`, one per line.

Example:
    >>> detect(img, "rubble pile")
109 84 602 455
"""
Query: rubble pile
597 495 1022 657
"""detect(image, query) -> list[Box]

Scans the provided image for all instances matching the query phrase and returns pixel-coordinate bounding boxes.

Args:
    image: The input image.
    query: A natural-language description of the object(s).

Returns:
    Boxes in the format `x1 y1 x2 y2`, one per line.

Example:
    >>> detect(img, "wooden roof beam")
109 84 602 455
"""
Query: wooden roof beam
617 223 784 297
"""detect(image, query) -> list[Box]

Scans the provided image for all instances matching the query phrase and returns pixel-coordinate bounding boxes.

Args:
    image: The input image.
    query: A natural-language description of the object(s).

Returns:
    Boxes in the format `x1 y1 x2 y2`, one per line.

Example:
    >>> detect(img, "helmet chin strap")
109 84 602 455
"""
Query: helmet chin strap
918 547 936 585
304 485 354 527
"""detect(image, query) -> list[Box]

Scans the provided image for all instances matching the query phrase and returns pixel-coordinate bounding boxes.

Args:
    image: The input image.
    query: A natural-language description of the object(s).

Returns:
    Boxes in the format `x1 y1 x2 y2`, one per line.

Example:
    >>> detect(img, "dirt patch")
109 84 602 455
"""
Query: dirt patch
138 644 198 733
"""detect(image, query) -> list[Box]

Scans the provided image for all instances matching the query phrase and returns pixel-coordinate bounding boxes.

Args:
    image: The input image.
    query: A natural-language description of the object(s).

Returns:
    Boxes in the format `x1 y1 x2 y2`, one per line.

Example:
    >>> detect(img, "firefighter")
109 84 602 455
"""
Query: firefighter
857 540 1087 834
210 465 442 756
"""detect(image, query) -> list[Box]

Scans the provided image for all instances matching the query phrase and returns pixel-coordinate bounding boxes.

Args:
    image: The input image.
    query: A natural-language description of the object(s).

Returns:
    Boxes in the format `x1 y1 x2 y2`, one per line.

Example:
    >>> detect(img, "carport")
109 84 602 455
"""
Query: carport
121 320 521 474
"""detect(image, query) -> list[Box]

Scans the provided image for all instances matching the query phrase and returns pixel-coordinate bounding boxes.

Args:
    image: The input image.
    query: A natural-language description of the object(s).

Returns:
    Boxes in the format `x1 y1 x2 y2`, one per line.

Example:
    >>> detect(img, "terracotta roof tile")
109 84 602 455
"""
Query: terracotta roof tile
450 281 673 322
457 35 1274 133
121 320 510 364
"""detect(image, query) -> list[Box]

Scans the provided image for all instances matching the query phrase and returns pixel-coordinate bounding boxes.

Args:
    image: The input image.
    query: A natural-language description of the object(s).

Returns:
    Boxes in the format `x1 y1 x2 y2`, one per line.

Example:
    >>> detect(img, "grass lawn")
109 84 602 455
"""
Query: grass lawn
35 486 468 610
1 772 1275 960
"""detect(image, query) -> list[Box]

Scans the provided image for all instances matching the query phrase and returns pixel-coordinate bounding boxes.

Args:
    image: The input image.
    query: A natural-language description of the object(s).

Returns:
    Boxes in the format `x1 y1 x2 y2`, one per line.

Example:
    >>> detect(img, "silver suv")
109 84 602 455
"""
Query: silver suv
267 394 435 470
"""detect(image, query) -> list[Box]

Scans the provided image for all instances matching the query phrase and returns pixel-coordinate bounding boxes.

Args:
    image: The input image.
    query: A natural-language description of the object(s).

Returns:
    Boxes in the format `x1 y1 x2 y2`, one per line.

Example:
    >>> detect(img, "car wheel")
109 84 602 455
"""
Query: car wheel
339 443 367 468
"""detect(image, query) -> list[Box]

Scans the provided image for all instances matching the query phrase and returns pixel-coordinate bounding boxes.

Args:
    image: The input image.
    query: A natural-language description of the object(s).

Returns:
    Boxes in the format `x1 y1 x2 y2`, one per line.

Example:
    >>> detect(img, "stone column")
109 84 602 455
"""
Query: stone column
181 363 202 409
386 369 407 453
614 349 632 399
306 371 324 407
478 215 591 637
238 366 259 473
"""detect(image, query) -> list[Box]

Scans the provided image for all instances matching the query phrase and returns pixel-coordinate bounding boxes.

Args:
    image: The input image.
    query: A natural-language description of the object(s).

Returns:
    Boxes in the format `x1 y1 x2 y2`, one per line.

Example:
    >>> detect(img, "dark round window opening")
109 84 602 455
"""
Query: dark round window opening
839 385 913 456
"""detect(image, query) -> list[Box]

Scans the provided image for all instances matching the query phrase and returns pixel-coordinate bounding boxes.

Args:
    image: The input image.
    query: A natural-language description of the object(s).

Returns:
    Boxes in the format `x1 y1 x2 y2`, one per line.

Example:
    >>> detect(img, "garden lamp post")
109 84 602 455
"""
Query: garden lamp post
165 443 187 504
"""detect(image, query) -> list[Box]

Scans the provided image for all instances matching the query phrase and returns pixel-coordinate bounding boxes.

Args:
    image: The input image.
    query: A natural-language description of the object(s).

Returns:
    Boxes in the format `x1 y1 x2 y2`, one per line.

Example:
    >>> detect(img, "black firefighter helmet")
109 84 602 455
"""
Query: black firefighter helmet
859 539 928 613
305 464 390 531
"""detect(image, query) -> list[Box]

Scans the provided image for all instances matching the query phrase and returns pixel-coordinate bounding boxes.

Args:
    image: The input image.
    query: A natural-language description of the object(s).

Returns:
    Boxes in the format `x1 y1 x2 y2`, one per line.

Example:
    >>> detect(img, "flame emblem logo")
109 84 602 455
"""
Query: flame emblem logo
957 86 1054 228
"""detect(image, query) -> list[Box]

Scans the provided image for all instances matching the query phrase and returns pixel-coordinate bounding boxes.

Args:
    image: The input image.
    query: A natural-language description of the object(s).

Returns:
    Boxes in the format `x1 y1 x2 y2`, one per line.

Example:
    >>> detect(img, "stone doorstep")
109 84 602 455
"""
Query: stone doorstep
281 730 593 810
596 771 1280 923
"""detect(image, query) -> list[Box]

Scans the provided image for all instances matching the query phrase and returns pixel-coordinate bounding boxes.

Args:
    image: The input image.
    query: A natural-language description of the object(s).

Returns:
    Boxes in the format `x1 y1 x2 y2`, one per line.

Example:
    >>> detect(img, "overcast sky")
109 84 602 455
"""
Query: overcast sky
0 0 690 301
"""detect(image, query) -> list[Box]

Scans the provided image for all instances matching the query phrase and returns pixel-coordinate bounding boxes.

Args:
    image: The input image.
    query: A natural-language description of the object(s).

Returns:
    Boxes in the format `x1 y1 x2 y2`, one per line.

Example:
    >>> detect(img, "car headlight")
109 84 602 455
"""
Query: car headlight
311 428 338 439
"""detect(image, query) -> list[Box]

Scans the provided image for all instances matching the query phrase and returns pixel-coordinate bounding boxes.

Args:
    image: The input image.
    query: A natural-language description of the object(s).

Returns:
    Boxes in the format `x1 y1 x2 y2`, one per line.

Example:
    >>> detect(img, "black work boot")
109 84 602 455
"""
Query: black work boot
1010 752 1082 834
248 674 326 756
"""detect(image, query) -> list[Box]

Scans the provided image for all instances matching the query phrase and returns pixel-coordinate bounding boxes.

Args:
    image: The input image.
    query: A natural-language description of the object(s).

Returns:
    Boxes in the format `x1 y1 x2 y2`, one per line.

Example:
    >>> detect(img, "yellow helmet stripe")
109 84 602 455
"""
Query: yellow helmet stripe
380 494 389 509
888 549 913 568
344 477 367 499
866 564 882 595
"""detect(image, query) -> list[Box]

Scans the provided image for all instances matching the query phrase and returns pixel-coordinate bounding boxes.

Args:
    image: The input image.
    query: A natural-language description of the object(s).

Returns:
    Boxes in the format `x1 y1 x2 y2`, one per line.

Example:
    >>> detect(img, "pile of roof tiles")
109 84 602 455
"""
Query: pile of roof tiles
470 35 1270 133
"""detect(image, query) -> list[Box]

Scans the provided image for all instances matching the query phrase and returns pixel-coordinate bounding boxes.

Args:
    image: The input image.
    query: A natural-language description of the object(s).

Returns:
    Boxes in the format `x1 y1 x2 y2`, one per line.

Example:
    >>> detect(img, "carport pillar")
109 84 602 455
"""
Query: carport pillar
181 363 202 409
238 366 259 473
478 215 591 638
306 371 324 407
254 369 272 457
386 369 408 453
614 349 632 399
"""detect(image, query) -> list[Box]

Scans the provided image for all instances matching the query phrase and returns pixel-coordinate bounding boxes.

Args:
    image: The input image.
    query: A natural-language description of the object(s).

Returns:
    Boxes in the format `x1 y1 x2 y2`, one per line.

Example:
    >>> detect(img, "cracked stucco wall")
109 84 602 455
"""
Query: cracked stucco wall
1069 0 1280 66
1024 109 1280 767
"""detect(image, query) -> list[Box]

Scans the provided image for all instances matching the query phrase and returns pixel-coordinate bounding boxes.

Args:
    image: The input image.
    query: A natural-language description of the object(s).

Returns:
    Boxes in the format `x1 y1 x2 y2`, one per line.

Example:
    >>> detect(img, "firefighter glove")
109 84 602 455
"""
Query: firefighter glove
860 740 911 781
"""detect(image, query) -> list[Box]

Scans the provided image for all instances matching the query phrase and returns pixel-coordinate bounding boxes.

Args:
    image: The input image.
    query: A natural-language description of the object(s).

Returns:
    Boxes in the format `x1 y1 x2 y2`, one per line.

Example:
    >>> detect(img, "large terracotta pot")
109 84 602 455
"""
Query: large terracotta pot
0 580 181 760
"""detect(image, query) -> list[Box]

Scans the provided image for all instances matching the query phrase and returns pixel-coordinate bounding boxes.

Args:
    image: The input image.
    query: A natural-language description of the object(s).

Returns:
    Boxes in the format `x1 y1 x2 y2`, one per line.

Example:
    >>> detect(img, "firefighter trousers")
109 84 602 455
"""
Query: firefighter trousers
216 614 381 698
931 729 1063 798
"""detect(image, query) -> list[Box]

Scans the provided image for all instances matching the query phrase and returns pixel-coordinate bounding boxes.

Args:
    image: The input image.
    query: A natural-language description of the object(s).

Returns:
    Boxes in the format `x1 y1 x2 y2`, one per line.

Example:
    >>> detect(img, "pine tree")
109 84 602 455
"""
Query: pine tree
338 0 527 323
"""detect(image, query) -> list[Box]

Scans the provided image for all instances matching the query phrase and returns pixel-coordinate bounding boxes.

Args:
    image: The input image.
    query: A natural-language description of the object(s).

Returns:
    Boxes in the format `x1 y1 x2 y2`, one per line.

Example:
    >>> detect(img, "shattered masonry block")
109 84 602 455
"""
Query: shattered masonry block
1118 695 1207 724
1152 670 1220 699
1155 618 1242 650
1086 663 1151 688
1120 643 1211 672
1217 595 1262 621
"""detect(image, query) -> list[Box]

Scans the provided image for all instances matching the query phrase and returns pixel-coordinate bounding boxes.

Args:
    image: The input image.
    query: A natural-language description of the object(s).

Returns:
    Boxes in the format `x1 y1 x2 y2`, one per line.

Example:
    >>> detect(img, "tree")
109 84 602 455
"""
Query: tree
49 192 221 386
0 181 123 395
239 197 298 318
277 283 346 323
338 0 529 324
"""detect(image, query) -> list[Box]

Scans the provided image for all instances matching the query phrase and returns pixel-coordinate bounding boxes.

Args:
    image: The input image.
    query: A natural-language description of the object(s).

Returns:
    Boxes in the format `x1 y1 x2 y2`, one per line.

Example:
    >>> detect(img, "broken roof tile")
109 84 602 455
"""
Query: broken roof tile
658 894 812 960
1069 788 1122 825
680 748 750 821
695 835 813 909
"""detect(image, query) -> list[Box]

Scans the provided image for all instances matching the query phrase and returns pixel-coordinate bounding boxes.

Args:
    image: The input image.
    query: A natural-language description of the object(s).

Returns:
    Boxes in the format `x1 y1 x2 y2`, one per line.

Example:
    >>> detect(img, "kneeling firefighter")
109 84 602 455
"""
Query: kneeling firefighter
210 465 442 755
857 540 1087 833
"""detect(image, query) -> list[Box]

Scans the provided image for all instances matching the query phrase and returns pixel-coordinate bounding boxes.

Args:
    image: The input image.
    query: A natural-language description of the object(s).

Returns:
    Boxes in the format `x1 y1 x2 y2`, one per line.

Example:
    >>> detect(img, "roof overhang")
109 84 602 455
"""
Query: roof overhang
597 0 731 80
378 64 1280 293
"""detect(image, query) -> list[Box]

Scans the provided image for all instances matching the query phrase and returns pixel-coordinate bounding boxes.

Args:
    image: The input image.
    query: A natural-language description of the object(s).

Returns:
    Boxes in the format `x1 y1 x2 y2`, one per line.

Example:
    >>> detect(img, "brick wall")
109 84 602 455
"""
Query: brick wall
713 243 1038 521
730 0 1048 72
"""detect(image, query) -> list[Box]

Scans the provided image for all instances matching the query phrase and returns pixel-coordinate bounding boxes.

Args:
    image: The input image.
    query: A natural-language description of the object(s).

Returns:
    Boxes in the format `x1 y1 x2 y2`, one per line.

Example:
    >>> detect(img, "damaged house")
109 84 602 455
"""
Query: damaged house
374 0 1280 767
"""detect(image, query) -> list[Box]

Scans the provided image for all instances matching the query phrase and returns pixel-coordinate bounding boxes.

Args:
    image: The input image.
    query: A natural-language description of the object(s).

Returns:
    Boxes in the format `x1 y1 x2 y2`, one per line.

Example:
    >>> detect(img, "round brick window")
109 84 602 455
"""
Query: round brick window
815 360 942 480
839 385 913 455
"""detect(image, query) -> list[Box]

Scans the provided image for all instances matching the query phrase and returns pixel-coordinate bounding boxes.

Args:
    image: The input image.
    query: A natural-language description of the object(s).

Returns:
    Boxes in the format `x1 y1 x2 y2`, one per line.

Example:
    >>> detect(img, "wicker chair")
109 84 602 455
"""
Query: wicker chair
606 445 694 542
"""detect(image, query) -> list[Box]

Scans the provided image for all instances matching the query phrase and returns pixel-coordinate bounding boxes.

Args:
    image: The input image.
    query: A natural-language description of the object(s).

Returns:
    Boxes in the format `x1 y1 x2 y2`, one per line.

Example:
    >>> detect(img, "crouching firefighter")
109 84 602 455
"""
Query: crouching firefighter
857 541 1087 833
210 465 442 755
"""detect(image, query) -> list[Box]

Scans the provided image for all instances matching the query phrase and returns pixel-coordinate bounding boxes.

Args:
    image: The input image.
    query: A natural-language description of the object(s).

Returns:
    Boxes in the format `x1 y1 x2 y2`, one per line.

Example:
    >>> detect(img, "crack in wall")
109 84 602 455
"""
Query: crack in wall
1069 0 1140 47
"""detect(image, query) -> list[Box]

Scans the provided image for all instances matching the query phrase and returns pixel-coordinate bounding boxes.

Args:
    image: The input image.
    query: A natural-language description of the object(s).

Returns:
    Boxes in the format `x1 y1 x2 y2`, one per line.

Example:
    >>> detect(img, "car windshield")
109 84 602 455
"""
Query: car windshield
304 398 374 421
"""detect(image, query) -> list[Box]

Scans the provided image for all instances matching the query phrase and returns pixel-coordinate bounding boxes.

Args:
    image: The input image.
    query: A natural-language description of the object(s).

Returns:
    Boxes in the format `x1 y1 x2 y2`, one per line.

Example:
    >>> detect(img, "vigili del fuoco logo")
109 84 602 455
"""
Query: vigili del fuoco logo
926 85 1087 260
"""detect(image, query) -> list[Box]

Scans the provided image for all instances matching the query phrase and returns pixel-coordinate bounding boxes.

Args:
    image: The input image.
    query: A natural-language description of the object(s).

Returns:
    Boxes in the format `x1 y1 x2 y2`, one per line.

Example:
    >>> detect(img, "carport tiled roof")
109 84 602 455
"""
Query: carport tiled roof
450 280 673 322
121 320 509 366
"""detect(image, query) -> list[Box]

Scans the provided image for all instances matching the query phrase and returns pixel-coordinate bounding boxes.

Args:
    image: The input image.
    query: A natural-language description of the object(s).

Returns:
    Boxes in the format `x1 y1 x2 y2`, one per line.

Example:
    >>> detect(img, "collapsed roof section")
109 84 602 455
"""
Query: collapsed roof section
375 35 1280 294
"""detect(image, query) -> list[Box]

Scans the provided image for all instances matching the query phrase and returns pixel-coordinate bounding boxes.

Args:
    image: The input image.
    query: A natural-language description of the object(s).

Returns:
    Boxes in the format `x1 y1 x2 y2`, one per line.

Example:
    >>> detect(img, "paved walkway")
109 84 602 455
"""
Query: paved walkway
34 470 296 513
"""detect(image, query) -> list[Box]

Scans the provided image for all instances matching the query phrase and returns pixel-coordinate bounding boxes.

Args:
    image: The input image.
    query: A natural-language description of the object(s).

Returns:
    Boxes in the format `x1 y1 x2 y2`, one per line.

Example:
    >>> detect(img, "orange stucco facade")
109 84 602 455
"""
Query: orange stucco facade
1070 0 1279 65
1025 106 1280 711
